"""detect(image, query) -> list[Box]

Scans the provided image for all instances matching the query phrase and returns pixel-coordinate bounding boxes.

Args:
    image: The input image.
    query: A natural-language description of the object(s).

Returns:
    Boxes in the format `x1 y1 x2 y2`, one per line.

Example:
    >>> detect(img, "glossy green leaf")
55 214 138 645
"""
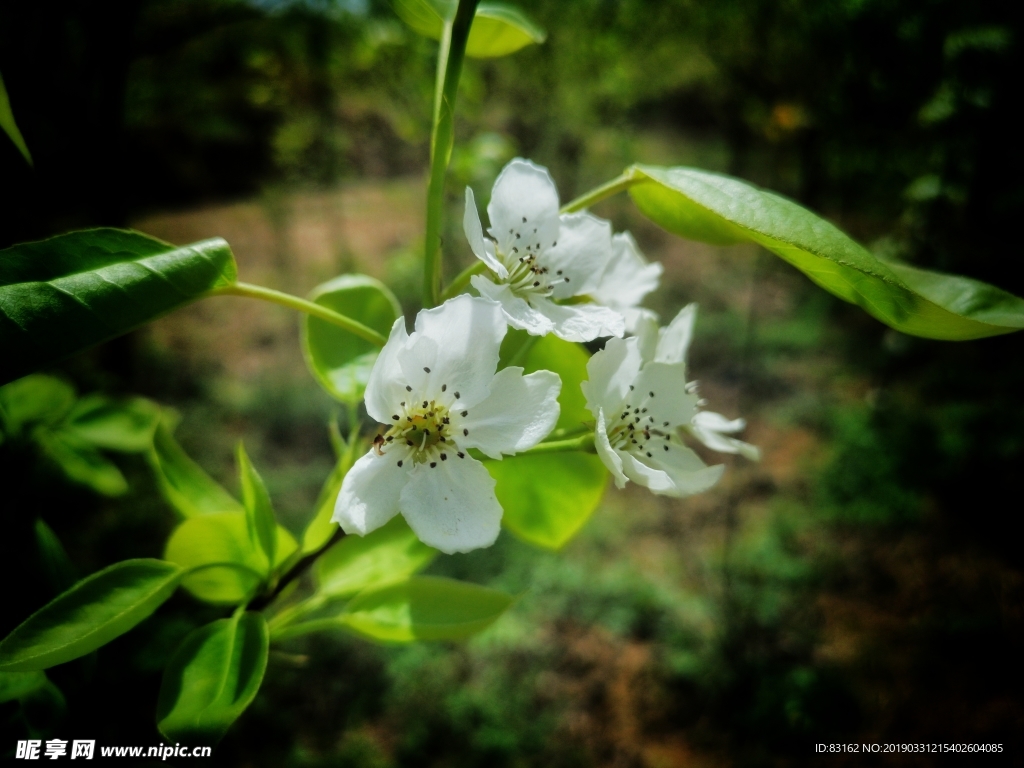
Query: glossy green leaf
64 394 161 452
624 165 1024 340
164 513 297 604
0 375 75 435
522 334 591 431
34 519 77 595
147 420 244 518
301 450 352 555
390 0 544 58
0 559 183 672
156 612 268 744
302 275 402 403
0 670 47 704
315 517 436 599
340 576 513 642
0 228 238 385
0 68 31 165
236 443 277 568
36 430 128 496
491 452 607 549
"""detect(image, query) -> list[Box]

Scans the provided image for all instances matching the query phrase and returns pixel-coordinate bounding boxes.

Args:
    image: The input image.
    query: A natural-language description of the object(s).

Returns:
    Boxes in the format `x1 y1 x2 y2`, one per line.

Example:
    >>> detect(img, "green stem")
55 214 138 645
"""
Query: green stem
440 260 488 301
520 432 595 456
423 0 481 308
212 282 386 347
561 171 639 213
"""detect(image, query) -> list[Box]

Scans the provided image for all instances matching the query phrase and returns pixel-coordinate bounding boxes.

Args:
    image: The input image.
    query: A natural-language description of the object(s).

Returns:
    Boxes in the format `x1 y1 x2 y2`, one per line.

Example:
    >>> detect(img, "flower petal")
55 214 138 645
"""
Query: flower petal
581 336 642 418
533 298 625 343
544 213 614 300
401 295 506 407
458 367 561 459
689 411 761 461
620 448 723 498
333 448 409 535
364 317 411 424
464 187 507 278
487 158 560 259
634 311 660 365
631 362 699 429
399 457 502 554
594 408 628 489
655 303 698 366
472 275 555 337
588 232 663 325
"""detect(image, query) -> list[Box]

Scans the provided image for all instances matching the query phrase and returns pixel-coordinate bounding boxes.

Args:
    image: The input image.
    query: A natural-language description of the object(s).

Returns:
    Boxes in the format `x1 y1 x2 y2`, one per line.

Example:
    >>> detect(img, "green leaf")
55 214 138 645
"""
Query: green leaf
522 334 591 431
34 519 77 595
302 275 402 403
36 430 128 496
147 419 244 518
0 68 31 165
0 375 75 435
339 576 513 642
390 0 544 59
624 165 1024 341
236 443 277 568
164 513 297 604
0 228 238 385
315 517 436 599
0 559 183 672
156 612 268 744
490 452 607 549
0 670 47 704
301 452 350 555
64 395 161 452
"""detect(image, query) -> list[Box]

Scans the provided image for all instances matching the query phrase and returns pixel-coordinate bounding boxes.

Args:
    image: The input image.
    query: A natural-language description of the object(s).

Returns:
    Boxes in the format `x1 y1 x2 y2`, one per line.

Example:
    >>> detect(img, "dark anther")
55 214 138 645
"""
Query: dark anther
557 270 563 275
442 417 450 424
647 452 652 457
649 391 655 397
407 440 414 446
663 421 669 427
522 216 527 222
406 385 412 392
392 415 399 420
461 410 468 417
635 417 641 423
400 401 405 406
457 452 465 458
634 408 639 414
564 277 570 282
463 428 469 436
440 453 447 461
422 400 428 408
397 460 403 467
423 367 431 373
441 384 447 392
629 385 635 390
454 392 461 399
440 436 446 442
516 233 521 239
641 408 647 413
663 445 669 451
513 247 519 253
386 436 393 442
533 281 540 287
552 241 557 247
430 462 437 468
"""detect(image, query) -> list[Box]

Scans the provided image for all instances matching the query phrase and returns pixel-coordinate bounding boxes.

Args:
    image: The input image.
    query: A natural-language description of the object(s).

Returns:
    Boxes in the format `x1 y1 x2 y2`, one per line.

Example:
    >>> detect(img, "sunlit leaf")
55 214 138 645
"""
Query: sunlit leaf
0 228 238 386
522 333 591 431
301 449 352 555
314 517 436 599
34 519 77 596
302 275 402 403
0 559 183 672
624 165 1024 340
0 68 31 165
390 0 544 59
147 419 244 518
64 394 161 453
36 429 128 496
339 576 513 642
164 513 297 604
0 375 75 435
156 612 268 744
237 443 277 569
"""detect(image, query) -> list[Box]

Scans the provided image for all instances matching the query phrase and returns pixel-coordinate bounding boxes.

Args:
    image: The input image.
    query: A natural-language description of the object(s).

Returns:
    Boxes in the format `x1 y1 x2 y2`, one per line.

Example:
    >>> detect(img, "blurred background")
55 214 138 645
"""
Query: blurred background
2 0 1023 765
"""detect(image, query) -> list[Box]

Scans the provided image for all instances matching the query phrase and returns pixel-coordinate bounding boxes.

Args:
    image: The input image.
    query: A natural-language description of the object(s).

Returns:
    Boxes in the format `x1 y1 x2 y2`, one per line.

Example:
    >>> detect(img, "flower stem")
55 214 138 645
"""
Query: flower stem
440 260 488 301
211 282 386 347
423 0 481 308
521 432 595 456
561 171 639 213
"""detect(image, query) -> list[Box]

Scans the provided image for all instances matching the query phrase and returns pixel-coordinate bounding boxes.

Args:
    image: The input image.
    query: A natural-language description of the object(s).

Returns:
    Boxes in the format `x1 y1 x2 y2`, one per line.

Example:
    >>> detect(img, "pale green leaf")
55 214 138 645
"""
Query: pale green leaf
237 443 277 568
147 419 244 518
522 333 591 431
0 375 75 435
390 0 544 58
64 394 161 452
34 519 77 595
36 430 128 497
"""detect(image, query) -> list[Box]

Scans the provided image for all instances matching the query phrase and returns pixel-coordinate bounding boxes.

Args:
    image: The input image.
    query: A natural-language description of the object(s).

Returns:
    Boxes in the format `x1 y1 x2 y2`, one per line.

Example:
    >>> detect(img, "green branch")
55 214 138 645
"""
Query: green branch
440 260 488 301
520 432 595 456
561 172 639 213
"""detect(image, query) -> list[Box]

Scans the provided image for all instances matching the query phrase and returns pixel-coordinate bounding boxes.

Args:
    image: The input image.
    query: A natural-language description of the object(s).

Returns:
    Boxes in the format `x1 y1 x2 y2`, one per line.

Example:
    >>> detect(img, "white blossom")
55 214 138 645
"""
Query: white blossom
464 158 626 342
333 295 561 554
587 232 663 333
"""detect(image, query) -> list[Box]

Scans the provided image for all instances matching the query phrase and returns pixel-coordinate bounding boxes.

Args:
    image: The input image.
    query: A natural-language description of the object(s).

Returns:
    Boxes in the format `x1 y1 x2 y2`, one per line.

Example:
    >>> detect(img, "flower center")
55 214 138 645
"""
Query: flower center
605 386 678 460
494 227 570 301
379 397 466 467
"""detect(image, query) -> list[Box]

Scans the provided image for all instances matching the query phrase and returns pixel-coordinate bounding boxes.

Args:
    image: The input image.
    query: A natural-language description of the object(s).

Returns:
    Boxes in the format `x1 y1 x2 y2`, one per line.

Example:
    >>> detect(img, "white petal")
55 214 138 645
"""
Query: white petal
619 449 723 497
463 187 507 278
471 275 555 337
689 412 761 461
364 317 411 424
594 408 628 489
399 457 502 554
589 232 663 313
402 295 506 407
544 213 614 300
618 306 659 335
631 362 699 429
459 367 561 459
487 159 560 259
655 304 698 366
333 448 409 535
693 410 745 433
634 311 660 365
533 298 625 343
581 336 642 418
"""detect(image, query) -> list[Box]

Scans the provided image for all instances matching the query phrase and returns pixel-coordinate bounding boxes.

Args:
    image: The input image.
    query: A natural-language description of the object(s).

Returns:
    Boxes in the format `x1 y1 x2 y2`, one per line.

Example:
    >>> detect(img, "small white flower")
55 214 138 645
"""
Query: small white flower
464 158 626 342
636 305 760 461
581 335 724 497
587 232 663 333
333 295 561 554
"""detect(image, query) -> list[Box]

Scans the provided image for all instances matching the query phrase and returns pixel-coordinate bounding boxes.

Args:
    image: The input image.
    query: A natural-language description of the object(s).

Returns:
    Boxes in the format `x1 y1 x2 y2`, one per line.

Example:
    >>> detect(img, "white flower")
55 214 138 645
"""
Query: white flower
587 232 663 333
333 295 562 554
636 305 760 461
464 158 626 342
581 335 724 497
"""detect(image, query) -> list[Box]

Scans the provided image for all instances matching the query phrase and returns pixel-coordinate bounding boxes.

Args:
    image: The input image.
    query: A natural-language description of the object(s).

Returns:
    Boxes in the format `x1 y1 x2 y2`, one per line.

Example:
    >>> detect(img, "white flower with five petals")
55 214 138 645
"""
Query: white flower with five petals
587 232 663 333
333 295 561 554
464 158 626 342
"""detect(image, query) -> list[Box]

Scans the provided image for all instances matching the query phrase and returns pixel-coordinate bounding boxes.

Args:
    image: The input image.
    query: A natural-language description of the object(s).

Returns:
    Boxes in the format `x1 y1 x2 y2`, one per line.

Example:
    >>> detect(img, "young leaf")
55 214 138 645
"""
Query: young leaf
34 519 77 596
0 68 31 165
339 576 514 642
0 670 47 704
314 517 436 599
0 375 76 435
156 612 269 744
236 443 277 568
64 394 161 452
0 559 184 672
522 334 591 431
164 513 297 604
301 450 351 555
0 229 238 385
623 165 1024 341
390 0 544 59
36 430 128 497
490 452 607 549
147 419 244 518
302 275 402 403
